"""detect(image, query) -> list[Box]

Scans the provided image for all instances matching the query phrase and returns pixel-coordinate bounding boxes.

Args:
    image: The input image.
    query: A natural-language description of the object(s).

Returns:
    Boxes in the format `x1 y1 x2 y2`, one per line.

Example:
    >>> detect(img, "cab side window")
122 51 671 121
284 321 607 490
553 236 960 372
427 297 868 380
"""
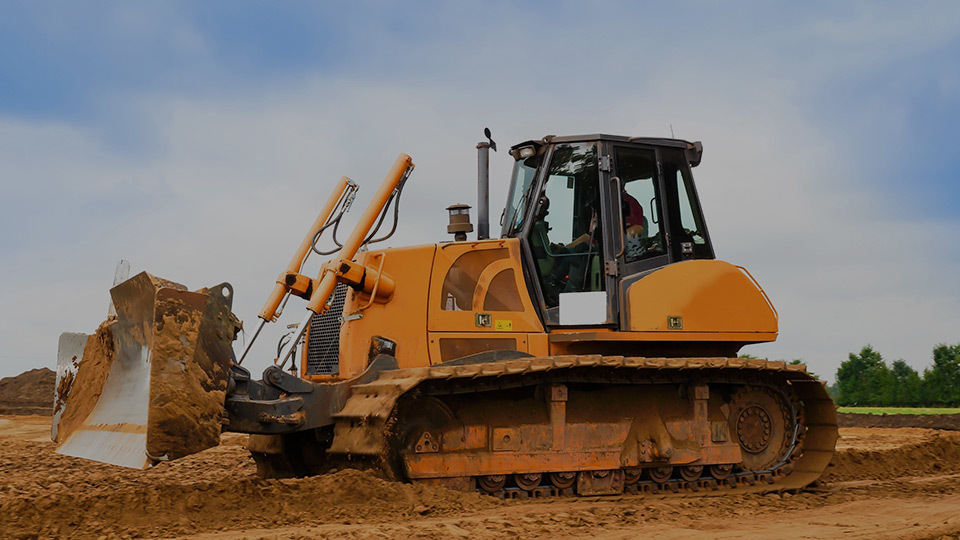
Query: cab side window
615 147 666 263
664 156 712 260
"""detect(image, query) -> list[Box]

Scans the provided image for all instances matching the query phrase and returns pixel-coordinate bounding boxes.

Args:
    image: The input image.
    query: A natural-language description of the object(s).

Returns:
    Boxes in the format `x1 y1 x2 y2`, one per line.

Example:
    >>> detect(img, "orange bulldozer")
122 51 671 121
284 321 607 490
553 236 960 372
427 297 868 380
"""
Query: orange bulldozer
54 131 837 497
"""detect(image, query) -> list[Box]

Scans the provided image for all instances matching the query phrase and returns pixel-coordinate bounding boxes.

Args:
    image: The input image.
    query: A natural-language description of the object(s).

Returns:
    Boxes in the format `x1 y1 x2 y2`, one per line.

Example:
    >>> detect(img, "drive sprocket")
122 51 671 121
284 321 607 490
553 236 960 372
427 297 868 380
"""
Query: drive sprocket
727 385 798 472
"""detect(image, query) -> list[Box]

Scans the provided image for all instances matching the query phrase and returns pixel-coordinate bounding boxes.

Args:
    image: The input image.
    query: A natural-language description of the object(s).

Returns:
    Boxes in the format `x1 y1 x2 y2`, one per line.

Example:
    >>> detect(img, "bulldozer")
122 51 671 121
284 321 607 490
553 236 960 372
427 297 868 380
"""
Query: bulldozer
53 131 837 497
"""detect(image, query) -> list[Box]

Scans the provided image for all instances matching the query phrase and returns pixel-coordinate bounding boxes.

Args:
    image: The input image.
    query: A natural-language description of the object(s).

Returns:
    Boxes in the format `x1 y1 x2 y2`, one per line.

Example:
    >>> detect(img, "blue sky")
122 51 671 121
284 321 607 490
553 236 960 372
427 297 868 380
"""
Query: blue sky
1 2 959 379
4 2 958 213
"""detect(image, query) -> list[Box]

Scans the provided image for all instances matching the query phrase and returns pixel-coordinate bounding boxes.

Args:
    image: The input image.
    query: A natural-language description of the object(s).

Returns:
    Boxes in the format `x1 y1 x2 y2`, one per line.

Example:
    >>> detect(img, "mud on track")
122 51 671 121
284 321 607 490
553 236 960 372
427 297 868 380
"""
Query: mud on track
5 417 960 540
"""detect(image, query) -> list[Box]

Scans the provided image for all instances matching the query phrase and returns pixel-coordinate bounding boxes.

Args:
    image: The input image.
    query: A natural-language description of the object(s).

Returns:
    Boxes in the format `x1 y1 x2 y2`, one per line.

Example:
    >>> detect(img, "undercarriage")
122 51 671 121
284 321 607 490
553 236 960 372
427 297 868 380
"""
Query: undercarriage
253 355 838 498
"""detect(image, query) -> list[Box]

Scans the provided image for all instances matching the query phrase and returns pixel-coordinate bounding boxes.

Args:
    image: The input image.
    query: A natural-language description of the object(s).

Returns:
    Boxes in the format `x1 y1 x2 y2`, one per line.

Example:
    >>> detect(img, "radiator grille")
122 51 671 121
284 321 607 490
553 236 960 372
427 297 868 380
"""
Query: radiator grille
305 283 347 375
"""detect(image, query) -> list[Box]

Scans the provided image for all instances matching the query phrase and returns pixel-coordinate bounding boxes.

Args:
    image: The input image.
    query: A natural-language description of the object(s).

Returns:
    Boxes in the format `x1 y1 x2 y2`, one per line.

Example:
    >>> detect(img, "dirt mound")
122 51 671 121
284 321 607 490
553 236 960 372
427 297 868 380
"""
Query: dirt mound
838 412 960 431
0 367 55 416
825 430 960 482
0 424 498 540
4 467 497 539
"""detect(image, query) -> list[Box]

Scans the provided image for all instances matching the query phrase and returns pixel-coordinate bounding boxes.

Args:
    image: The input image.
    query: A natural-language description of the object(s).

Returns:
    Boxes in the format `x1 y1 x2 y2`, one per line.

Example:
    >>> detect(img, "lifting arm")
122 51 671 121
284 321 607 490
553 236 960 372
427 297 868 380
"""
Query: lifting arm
237 176 357 364
274 154 415 369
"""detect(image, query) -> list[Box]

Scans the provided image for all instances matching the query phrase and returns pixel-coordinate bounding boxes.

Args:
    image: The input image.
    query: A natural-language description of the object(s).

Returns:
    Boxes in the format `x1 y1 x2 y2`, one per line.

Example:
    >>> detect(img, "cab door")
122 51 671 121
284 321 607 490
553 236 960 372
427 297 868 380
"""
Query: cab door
607 143 671 276
521 141 619 327
605 142 716 330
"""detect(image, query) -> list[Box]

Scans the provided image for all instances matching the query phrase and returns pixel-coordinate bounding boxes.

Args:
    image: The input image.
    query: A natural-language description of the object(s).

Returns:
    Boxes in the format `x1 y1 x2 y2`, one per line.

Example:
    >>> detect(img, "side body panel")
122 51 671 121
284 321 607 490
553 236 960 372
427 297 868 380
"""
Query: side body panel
306 247 777 380
427 238 545 363
326 244 438 379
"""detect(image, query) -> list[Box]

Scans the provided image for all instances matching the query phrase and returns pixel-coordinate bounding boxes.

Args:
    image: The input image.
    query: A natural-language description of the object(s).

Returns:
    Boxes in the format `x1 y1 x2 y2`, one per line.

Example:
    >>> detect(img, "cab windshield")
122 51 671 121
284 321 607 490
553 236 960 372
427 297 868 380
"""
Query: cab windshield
503 154 541 236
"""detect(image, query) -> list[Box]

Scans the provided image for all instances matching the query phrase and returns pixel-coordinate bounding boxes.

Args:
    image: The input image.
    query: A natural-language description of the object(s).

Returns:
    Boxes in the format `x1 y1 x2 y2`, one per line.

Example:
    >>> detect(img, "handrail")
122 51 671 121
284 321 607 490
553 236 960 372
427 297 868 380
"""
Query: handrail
612 176 626 258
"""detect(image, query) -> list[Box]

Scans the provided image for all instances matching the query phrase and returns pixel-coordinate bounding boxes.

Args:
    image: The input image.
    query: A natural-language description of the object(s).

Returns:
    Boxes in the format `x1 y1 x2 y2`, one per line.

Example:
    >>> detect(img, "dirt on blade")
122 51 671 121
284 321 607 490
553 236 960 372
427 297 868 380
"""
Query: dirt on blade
51 322 115 444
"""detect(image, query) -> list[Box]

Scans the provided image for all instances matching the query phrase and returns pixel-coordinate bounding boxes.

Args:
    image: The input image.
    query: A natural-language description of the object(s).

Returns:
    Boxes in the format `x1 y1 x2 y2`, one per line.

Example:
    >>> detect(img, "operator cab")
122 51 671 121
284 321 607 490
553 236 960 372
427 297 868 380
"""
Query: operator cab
502 134 713 327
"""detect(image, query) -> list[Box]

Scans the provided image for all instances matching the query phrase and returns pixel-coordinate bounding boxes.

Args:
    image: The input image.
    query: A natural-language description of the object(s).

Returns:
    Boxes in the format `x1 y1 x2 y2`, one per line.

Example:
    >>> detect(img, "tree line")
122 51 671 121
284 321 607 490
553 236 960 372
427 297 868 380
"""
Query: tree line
830 343 960 407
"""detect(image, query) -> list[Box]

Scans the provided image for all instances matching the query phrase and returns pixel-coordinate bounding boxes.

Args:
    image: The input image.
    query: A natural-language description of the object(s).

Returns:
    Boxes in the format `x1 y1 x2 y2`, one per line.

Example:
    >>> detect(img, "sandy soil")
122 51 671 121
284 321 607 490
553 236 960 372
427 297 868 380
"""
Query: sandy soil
4 417 960 540
838 412 960 431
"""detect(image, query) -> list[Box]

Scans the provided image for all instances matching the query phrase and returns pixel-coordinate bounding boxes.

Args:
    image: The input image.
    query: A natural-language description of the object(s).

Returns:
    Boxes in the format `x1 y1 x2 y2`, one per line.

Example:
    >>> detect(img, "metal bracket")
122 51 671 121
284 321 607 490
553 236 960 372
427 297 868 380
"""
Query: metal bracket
263 365 314 394
414 431 439 453
604 260 619 276
599 155 612 172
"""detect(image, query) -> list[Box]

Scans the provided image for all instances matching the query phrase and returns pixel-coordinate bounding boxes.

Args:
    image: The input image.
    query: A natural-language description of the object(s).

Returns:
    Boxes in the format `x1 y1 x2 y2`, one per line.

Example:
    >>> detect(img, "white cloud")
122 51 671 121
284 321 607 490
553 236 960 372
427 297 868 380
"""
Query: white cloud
2 3 959 382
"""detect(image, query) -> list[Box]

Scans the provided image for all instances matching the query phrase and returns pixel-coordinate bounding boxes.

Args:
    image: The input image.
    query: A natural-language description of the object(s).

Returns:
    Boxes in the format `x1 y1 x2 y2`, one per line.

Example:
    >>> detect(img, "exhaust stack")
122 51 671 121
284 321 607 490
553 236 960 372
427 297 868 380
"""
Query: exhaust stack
476 128 496 240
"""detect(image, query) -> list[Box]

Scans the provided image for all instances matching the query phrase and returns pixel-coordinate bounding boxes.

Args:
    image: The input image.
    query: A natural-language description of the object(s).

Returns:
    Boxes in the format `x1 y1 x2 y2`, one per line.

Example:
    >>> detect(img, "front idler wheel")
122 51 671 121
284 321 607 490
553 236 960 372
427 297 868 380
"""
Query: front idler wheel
387 396 455 481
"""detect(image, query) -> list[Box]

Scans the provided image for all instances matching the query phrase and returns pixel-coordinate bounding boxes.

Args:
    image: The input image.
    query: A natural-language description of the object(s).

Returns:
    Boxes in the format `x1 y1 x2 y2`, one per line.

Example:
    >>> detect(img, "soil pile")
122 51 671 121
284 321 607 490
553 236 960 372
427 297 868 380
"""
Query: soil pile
838 412 960 431
824 429 960 482
0 421 497 540
0 367 55 415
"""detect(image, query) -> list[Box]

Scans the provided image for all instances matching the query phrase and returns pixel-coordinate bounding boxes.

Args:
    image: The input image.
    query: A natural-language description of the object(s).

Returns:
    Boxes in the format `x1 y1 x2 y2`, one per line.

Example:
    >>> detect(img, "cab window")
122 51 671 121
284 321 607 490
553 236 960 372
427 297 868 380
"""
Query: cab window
527 142 603 307
615 147 666 263
664 157 712 259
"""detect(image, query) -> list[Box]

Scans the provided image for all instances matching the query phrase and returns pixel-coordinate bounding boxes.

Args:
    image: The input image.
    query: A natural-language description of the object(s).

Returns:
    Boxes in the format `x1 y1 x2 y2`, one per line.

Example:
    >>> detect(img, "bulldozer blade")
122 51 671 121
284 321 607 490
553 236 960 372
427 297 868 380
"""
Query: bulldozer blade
52 332 89 441
54 272 239 469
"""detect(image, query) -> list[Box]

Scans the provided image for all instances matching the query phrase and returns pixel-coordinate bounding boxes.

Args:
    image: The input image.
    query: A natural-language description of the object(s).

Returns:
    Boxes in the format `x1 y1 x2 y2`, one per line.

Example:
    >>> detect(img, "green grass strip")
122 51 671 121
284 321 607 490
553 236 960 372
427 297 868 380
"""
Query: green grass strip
837 406 960 415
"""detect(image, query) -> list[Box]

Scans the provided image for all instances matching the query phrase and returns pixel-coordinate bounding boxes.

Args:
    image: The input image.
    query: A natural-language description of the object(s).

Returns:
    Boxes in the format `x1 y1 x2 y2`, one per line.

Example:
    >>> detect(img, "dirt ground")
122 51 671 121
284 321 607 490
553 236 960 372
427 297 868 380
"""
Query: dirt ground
4 417 960 540
838 412 960 431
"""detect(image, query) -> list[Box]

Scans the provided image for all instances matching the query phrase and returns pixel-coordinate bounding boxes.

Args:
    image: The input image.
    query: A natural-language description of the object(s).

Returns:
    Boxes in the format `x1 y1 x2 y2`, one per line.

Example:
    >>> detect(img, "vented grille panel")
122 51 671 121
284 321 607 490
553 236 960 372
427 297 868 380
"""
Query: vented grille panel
305 283 347 375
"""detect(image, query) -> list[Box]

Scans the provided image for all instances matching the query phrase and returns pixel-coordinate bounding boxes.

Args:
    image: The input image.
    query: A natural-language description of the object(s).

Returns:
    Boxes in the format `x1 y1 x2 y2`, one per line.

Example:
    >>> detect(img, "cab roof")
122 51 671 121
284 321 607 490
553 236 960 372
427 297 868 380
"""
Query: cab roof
509 134 703 167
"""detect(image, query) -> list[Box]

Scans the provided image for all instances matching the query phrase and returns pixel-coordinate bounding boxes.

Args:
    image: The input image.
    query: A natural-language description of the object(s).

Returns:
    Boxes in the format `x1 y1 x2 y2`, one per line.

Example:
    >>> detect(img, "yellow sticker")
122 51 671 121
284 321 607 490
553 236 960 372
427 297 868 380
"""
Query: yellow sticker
494 320 513 331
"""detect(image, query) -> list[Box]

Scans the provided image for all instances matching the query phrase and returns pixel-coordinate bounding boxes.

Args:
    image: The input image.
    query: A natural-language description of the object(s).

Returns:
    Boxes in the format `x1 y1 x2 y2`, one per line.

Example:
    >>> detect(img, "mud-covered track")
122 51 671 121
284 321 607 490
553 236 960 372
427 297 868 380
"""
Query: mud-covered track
328 355 838 497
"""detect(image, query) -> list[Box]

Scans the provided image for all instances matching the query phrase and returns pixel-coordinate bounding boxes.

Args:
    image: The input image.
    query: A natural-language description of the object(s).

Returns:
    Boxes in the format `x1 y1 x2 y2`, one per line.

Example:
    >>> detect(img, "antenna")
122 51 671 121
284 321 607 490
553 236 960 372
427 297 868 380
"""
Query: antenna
670 124 675 138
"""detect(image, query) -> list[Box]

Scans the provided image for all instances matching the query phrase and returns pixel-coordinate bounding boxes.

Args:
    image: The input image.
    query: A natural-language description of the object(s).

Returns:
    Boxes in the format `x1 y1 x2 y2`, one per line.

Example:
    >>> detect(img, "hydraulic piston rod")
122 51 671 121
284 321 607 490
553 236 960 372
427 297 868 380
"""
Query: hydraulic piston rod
276 154 415 369
238 176 356 365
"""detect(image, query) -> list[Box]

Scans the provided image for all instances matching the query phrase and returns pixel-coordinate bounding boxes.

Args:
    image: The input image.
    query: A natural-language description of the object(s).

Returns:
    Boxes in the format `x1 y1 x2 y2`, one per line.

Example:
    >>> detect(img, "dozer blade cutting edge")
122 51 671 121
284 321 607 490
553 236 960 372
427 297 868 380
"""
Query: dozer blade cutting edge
53 272 240 469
